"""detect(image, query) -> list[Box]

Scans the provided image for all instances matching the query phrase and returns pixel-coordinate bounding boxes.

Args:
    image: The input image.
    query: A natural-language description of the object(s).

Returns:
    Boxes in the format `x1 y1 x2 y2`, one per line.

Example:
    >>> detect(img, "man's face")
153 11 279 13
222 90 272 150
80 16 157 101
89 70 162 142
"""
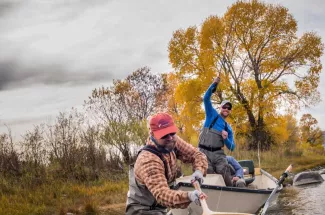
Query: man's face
220 104 232 118
156 132 177 152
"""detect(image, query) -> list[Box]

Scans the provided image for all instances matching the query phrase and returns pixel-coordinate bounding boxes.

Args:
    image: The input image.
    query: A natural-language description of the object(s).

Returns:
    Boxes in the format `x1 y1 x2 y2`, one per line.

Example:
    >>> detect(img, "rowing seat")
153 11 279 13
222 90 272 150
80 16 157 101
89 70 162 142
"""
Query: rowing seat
238 160 255 185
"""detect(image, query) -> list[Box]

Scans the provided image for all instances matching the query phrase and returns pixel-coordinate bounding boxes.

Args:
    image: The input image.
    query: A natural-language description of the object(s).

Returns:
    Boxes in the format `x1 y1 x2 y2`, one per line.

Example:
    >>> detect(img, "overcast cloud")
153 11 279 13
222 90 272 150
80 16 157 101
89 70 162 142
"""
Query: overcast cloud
0 0 325 138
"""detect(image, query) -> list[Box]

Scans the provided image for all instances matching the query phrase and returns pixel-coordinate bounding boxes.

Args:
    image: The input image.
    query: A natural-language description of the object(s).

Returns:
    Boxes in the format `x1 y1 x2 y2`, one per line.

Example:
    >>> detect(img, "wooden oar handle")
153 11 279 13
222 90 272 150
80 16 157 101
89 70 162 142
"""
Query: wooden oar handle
192 180 202 192
285 164 293 173
192 180 254 215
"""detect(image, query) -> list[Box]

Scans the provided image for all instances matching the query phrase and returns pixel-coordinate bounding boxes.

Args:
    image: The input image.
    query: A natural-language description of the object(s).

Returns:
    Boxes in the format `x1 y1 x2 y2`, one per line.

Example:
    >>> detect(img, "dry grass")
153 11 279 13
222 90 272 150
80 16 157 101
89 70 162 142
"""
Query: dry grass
0 148 324 215
0 178 128 215
182 148 325 178
226 148 325 178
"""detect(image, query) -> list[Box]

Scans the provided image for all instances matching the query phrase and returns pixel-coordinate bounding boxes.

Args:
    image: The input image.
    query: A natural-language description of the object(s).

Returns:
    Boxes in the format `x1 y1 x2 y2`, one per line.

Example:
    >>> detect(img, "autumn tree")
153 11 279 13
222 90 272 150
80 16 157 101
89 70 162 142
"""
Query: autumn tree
84 67 167 164
125 67 168 119
168 0 323 150
300 114 324 147
281 114 300 149
156 73 191 142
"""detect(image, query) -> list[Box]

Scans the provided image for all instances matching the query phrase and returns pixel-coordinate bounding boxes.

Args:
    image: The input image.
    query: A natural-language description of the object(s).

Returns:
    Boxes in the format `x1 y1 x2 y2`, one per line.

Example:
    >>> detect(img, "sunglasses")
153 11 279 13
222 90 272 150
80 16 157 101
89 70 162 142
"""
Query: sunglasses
161 132 176 139
222 106 232 110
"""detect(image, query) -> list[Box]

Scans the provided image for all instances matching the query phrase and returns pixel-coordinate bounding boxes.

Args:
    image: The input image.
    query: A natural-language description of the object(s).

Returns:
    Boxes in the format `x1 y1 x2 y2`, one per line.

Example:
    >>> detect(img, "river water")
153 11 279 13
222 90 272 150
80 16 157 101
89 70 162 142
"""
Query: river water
267 174 325 215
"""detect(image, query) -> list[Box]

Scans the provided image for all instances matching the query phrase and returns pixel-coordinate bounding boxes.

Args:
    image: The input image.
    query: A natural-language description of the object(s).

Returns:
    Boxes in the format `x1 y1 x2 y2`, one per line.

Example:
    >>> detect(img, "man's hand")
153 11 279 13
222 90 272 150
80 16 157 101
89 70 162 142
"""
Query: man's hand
212 76 220 93
191 170 204 185
232 176 240 183
221 130 228 139
188 190 208 206
213 76 220 84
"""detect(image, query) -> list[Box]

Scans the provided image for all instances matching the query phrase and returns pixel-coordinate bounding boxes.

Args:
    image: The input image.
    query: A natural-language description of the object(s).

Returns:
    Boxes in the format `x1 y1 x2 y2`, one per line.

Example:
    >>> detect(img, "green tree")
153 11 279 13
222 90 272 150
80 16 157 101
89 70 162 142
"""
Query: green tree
84 67 167 163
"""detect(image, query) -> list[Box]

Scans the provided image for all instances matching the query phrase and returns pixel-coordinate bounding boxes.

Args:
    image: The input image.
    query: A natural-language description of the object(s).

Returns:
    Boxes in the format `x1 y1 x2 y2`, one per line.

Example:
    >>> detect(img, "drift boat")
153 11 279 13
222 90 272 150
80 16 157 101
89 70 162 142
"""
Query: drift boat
170 160 282 215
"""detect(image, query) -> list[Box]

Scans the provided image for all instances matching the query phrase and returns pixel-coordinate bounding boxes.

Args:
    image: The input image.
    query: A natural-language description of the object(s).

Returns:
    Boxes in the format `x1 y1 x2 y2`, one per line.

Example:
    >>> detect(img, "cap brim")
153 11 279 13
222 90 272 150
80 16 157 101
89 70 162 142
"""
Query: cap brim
153 125 178 139
225 102 232 108
222 102 232 108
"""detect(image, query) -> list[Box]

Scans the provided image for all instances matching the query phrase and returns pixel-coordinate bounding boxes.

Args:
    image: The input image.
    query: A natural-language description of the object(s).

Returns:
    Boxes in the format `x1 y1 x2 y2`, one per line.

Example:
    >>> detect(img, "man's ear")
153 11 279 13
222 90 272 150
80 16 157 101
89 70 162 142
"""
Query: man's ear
150 134 159 145
150 131 154 138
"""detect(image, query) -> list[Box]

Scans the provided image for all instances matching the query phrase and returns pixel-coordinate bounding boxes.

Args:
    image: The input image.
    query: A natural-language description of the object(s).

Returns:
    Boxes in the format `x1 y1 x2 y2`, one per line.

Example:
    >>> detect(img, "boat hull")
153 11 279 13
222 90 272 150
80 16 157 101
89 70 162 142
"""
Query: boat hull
170 169 281 215
293 171 324 186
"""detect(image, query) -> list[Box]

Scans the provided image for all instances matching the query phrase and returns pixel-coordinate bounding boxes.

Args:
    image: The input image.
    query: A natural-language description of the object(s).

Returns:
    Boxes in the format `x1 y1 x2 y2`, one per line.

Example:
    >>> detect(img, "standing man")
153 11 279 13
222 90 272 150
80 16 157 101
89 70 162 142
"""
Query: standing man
198 76 235 186
126 113 208 215
227 156 246 188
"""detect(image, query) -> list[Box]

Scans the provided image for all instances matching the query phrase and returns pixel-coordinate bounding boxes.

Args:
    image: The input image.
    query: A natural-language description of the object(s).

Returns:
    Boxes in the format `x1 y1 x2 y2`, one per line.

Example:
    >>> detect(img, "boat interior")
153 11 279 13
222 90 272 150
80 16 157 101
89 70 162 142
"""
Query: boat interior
176 167 278 191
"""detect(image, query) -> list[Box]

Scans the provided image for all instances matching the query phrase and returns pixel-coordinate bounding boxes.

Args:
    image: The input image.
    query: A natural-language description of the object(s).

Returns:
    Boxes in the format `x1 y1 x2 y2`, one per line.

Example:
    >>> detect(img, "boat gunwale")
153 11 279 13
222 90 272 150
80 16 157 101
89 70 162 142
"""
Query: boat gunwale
175 169 283 195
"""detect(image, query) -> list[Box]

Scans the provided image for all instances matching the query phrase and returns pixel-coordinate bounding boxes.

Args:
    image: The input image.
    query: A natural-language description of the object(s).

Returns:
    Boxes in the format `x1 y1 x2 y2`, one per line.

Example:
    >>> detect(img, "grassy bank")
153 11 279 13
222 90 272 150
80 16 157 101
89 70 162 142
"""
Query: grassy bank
0 149 324 215
181 149 325 178
0 178 128 215
231 149 325 178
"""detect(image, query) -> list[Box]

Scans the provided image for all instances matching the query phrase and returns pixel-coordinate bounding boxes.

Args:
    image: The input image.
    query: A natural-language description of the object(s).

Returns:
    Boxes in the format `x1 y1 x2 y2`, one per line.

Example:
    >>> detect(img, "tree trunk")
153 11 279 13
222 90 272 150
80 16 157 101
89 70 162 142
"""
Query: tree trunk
231 81 273 150
248 120 272 151
121 149 131 165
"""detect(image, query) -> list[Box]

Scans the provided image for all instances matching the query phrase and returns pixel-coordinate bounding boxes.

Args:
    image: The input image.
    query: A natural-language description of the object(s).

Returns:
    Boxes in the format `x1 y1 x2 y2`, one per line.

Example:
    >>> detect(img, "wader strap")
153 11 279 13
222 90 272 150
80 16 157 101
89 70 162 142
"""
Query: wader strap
224 122 228 132
209 115 219 129
209 115 228 131
139 145 169 179
140 145 176 211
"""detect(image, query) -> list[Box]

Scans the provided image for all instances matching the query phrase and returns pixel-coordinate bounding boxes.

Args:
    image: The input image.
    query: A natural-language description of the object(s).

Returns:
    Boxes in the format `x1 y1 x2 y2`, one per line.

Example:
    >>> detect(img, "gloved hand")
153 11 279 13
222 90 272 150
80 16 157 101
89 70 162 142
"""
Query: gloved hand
191 170 204 185
188 190 202 206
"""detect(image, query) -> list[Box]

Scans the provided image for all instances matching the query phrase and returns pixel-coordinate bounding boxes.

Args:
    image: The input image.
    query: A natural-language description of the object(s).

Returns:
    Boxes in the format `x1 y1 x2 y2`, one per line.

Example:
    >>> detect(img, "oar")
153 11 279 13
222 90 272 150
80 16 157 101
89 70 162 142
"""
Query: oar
259 164 293 215
192 181 253 215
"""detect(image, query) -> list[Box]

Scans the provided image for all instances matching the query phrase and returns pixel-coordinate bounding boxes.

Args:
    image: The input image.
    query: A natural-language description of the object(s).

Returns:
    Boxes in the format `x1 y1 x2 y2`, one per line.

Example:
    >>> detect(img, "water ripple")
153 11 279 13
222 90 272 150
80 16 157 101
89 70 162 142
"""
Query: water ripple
267 174 325 215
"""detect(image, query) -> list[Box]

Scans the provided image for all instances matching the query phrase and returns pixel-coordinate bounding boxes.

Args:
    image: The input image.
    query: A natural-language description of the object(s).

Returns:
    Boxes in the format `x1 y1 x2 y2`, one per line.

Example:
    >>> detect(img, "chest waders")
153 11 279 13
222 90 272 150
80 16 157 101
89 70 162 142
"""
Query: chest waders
198 115 232 186
125 145 177 215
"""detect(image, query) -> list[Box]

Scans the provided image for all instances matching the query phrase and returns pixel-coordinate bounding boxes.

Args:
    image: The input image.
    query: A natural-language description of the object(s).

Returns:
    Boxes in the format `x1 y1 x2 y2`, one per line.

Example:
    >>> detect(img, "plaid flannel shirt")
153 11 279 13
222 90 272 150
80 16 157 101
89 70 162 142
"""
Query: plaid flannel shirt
134 135 208 209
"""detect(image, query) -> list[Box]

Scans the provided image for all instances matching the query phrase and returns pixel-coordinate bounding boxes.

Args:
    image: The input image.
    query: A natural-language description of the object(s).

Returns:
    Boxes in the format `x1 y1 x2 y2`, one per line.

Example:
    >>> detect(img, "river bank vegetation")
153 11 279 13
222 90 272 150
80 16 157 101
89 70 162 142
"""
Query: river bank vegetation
1 0 325 214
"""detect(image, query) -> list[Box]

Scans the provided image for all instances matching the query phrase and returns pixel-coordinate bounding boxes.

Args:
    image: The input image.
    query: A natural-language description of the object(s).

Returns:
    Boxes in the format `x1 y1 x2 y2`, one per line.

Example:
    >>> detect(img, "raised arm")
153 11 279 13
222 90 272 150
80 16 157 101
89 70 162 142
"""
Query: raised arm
203 77 220 118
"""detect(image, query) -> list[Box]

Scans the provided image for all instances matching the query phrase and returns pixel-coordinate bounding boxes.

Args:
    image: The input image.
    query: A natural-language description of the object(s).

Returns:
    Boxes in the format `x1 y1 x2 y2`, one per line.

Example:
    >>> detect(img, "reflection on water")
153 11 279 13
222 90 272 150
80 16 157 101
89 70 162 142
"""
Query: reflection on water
267 175 325 215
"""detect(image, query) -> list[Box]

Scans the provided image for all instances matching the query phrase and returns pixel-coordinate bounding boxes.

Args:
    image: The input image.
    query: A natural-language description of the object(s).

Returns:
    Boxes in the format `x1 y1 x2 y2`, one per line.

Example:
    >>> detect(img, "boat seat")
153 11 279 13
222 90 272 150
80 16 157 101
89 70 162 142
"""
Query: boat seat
238 160 255 185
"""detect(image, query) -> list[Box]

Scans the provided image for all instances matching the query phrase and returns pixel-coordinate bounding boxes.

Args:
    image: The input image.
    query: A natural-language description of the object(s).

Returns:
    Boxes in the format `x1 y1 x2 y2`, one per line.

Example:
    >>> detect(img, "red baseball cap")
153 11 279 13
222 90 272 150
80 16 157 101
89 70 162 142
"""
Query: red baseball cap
149 113 178 139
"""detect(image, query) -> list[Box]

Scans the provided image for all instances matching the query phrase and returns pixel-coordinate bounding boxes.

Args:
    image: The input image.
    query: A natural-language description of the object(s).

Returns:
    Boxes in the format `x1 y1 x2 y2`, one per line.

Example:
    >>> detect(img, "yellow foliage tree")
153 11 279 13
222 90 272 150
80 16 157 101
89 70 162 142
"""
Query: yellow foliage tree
168 0 323 150
158 73 202 144
300 114 324 147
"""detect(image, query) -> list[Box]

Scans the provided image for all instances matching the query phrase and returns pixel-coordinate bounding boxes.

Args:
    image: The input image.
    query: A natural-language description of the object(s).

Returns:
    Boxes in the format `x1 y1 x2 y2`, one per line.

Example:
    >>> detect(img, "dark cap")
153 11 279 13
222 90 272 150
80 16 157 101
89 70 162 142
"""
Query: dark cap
221 100 232 108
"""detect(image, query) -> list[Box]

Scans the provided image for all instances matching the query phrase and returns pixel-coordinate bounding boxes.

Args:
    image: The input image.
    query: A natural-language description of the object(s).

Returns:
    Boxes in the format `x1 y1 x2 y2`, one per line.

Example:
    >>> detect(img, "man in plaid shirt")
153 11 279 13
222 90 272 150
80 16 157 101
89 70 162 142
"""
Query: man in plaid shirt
126 113 208 215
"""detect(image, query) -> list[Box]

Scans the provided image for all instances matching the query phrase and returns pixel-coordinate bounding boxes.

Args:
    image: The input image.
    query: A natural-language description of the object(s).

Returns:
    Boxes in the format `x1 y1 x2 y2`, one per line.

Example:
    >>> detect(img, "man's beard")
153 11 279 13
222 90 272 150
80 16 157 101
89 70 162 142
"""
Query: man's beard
221 111 229 118
160 140 176 153
150 136 176 154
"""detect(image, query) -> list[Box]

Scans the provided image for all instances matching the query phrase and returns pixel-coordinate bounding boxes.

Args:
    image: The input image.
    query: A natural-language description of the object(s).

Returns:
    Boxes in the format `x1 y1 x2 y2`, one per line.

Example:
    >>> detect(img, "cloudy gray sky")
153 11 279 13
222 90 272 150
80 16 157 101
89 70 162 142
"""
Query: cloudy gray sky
1 0 325 139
